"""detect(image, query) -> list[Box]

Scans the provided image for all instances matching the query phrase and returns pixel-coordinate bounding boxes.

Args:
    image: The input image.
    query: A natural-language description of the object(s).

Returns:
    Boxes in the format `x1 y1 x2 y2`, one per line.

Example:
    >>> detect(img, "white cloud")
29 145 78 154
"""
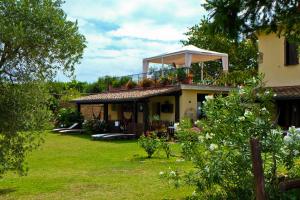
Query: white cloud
108 21 185 41
60 0 206 82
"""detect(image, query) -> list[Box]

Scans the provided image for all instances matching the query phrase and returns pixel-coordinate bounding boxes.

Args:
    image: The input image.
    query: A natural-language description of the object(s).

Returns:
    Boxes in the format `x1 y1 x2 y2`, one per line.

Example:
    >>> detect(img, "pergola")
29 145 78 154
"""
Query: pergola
142 45 228 75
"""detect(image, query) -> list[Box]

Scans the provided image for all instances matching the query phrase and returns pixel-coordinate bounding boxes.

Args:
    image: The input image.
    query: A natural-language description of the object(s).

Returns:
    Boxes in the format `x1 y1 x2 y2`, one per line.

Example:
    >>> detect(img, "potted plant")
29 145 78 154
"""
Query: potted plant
159 76 170 86
140 78 154 88
125 80 137 89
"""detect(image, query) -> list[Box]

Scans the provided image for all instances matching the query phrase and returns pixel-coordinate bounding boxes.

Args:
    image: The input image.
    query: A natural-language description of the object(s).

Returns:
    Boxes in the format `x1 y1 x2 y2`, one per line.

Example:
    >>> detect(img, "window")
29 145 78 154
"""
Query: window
285 40 299 66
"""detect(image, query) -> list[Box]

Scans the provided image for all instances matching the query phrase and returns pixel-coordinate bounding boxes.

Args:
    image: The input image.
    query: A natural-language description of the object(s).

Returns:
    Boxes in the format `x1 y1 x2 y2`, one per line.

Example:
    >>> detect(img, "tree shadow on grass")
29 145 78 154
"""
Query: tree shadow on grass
0 188 16 196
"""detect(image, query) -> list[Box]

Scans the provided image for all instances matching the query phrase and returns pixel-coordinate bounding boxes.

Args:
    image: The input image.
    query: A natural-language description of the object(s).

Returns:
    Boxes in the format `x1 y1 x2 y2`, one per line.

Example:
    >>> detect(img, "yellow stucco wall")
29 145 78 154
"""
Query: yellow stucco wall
258 33 300 87
180 90 214 121
149 96 175 122
108 104 119 120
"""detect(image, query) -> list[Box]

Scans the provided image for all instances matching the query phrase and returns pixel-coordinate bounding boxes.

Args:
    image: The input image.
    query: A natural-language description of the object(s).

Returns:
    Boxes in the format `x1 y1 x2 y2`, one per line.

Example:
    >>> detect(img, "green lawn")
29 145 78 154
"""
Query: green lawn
0 132 193 200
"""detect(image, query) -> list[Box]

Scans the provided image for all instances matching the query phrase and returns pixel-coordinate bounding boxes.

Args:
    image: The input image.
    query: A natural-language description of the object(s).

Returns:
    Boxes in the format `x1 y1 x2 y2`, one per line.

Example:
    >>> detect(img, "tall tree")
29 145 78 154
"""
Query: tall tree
183 19 258 77
0 0 86 82
0 0 85 176
204 0 300 43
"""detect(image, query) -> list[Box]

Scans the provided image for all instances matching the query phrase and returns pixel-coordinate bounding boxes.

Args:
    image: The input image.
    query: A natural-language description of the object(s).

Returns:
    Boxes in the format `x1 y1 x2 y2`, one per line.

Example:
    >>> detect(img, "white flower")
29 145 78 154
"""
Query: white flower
205 95 214 101
192 191 197 196
294 150 299 156
261 107 267 112
265 90 270 95
244 110 253 118
284 135 293 144
198 135 204 142
273 93 277 97
170 171 176 176
205 133 212 139
238 116 245 121
159 171 164 176
238 88 245 95
271 129 281 136
204 166 210 173
209 143 218 151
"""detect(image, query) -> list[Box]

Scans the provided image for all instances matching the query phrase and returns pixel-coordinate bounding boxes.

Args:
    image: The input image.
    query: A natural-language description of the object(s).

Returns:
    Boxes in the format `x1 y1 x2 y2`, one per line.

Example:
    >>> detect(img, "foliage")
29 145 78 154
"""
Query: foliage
57 108 83 128
176 68 187 82
111 76 131 88
170 77 300 199
138 132 160 158
160 136 172 159
0 0 85 177
140 78 154 88
0 0 86 82
216 69 257 86
183 19 258 74
82 119 108 134
125 80 137 89
0 83 51 176
203 0 300 44
159 76 171 86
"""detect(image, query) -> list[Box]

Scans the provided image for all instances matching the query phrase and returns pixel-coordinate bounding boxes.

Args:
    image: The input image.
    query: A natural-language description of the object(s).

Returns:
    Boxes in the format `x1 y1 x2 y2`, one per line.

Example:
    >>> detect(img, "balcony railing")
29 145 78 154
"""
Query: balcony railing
104 67 255 92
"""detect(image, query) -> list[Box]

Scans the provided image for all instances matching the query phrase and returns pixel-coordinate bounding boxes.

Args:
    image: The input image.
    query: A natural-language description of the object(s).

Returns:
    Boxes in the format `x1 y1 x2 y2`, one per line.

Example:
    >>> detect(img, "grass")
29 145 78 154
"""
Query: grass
0 132 193 200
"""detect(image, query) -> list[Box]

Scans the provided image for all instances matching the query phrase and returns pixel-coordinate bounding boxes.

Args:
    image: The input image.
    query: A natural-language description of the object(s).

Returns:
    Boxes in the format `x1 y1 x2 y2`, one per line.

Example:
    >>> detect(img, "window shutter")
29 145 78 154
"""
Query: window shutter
285 40 299 65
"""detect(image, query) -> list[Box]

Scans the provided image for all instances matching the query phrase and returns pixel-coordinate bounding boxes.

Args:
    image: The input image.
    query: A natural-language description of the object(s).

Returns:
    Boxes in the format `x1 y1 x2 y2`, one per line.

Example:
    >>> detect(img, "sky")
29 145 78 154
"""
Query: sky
59 0 206 82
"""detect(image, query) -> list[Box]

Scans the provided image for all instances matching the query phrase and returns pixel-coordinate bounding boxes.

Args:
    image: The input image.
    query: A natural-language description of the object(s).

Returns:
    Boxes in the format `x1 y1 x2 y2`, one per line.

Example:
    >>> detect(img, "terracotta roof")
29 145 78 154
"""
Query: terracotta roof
73 86 181 103
271 85 300 99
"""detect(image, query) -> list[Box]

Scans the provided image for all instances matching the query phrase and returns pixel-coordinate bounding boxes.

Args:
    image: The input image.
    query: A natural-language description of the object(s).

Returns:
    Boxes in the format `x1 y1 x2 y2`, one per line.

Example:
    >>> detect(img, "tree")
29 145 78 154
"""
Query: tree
0 0 85 176
0 0 86 82
203 0 300 43
183 19 258 77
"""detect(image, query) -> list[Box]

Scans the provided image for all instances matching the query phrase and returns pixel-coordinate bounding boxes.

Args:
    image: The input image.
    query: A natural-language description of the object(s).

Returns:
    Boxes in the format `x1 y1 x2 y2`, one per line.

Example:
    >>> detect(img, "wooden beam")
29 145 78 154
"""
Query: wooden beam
104 103 108 122
250 138 266 200
143 101 149 133
76 103 81 113
175 94 180 122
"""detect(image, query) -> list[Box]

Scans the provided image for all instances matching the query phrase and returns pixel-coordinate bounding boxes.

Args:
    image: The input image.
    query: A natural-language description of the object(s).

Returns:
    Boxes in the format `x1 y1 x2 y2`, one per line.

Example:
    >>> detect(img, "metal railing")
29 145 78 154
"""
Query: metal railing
105 67 225 91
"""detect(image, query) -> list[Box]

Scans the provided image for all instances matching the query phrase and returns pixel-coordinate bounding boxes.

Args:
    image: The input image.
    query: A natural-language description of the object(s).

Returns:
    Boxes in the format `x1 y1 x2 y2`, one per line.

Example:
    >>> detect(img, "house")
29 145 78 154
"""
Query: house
73 45 232 135
258 33 300 128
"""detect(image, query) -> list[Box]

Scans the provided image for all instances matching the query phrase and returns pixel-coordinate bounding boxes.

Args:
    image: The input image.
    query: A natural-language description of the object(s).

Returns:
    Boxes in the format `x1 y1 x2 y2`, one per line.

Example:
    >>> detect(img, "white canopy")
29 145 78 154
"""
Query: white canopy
142 45 228 73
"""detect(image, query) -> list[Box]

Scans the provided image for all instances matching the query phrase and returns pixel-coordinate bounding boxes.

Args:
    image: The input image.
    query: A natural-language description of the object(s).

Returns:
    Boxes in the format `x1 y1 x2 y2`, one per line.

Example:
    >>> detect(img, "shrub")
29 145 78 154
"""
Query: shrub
125 80 137 89
138 132 160 158
140 78 154 88
160 136 171 158
57 108 83 127
82 119 107 134
167 76 300 199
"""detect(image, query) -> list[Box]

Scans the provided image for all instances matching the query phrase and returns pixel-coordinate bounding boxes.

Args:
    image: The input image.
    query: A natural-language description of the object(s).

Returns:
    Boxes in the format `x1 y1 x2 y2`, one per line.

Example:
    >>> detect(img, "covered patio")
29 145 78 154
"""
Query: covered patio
74 86 181 136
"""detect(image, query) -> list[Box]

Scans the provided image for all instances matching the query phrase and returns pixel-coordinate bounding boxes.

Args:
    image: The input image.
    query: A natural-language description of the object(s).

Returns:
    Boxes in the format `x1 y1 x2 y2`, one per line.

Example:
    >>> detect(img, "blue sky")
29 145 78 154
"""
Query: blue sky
59 0 206 82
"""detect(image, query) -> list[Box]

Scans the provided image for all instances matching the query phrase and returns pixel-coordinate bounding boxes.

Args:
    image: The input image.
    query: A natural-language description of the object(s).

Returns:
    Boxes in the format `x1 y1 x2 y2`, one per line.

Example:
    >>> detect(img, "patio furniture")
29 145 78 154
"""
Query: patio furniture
52 123 79 132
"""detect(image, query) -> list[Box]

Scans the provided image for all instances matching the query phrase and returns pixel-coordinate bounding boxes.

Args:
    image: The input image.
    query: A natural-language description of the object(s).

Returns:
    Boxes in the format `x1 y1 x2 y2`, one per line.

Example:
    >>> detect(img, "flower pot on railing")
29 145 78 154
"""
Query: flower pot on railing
140 78 154 88
159 77 171 86
125 80 137 90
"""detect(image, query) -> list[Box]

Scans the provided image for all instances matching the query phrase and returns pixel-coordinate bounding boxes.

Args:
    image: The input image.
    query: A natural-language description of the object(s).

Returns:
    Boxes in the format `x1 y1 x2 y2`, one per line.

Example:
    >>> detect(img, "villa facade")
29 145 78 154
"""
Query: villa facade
258 33 300 128
73 45 231 135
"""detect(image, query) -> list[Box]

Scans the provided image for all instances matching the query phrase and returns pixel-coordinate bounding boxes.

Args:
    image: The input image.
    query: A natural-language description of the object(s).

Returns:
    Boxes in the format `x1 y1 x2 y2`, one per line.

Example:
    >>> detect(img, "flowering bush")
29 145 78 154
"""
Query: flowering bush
138 132 160 158
170 76 300 199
